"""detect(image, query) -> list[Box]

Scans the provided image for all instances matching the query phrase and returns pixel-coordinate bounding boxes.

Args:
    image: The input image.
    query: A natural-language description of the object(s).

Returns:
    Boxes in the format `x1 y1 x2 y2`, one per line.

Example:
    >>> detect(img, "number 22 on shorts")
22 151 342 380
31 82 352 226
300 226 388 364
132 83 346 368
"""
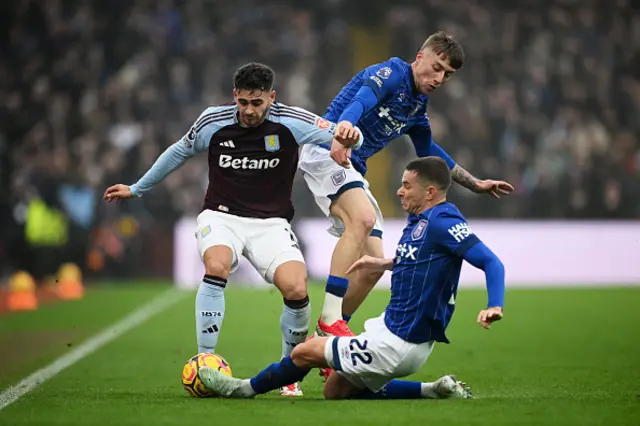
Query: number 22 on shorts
349 338 372 366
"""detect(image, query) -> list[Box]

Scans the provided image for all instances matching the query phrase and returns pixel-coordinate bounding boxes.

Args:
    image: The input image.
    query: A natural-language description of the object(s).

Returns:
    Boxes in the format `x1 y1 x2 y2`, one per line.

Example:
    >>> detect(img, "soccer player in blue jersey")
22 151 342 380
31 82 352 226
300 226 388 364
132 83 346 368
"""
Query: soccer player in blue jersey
199 156 505 400
299 31 513 343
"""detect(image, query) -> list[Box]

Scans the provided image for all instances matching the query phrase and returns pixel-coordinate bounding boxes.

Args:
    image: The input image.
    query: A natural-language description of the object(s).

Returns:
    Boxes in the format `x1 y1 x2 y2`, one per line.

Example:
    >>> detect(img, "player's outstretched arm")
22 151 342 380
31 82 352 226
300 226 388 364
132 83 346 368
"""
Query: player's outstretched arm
451 165 514 199
329 61 405 167
409 125 514 198
462 242 505 329
104 106 223 201
335 84 379 136
104 141 194 201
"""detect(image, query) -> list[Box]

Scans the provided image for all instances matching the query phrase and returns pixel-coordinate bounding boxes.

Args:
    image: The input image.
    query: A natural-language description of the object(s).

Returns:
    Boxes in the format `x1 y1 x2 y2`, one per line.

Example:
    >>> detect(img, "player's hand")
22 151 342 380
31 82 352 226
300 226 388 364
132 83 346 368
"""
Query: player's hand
474 180 514 199
477 307 503 329
334 121 356 146
330 139 352 168
104 184 133 203
345 255 393 275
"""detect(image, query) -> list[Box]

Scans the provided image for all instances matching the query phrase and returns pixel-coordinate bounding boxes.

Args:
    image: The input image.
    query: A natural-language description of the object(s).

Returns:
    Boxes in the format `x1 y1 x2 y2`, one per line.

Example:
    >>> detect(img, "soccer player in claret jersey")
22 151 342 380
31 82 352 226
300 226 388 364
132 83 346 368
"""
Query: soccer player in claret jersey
103 63 363 397
299 32 513 360
198 156 505 400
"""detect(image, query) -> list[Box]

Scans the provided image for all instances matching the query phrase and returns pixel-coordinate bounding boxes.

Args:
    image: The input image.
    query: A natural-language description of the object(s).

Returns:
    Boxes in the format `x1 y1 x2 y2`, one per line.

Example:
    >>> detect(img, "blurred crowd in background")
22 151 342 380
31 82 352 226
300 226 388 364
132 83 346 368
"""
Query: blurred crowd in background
1 0 638 281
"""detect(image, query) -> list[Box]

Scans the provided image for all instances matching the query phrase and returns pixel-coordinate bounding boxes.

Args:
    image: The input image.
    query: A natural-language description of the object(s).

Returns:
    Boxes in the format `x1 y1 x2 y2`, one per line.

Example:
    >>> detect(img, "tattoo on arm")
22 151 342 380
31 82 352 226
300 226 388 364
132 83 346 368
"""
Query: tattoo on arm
451 165 479 192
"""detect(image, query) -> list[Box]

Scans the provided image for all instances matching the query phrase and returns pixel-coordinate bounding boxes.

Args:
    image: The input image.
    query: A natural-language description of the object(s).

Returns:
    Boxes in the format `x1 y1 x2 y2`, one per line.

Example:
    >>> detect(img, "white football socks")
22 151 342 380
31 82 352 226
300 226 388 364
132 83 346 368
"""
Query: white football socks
195 276 226 353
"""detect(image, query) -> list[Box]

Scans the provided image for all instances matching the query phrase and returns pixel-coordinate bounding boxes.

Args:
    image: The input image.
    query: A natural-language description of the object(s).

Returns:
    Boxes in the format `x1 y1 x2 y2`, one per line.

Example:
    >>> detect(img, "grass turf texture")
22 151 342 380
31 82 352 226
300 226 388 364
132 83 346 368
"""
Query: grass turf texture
0 283 638 425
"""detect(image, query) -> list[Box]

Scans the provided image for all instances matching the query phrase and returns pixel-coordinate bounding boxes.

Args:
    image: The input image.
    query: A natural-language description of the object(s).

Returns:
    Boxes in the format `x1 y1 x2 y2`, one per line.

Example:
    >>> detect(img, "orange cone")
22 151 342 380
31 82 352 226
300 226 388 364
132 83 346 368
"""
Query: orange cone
8 271 38 311
57 263 84 300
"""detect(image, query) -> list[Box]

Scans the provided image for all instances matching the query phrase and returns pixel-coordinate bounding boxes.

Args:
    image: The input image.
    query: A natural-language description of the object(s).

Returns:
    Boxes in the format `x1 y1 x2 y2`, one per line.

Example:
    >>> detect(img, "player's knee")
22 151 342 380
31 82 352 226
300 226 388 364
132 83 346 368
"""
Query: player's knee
291 338 326 368
360 210 377 233
343 211 376 239
323 385 340 399
204 259 231 278
290 343 314 368
273 261 307 300
202 247 233 278
281 285 308 302
322 381 349 400
333 196 377 237
282 285 309 309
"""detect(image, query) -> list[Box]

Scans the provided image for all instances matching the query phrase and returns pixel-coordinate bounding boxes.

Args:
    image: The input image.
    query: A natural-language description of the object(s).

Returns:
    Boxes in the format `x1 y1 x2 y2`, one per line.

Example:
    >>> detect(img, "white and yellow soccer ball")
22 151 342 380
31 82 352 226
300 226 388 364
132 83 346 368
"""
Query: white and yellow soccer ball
182 353 233 397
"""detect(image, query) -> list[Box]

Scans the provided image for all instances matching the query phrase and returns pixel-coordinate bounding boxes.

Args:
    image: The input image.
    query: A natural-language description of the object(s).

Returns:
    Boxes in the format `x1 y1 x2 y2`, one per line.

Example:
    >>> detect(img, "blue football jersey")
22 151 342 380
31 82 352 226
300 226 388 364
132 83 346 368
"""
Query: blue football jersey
384 202 481 344
323 57 433 176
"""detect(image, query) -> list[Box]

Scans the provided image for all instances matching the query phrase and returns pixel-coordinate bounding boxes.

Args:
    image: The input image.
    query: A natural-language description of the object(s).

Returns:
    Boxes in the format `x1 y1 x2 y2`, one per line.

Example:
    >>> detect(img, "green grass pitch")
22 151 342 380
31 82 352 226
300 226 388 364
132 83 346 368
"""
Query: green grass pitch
0 282 639 425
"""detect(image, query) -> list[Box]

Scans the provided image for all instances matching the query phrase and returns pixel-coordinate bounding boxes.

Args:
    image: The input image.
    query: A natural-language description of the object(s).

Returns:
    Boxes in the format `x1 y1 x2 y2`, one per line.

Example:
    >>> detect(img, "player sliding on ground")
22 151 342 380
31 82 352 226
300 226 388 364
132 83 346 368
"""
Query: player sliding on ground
199 156 505 400
103 63 363 397
301 32 513 371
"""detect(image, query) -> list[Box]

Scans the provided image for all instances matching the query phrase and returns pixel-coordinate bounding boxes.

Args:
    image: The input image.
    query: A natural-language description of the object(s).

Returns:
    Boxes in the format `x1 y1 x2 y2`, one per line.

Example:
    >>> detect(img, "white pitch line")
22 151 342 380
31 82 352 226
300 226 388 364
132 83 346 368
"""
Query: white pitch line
0 287 189 411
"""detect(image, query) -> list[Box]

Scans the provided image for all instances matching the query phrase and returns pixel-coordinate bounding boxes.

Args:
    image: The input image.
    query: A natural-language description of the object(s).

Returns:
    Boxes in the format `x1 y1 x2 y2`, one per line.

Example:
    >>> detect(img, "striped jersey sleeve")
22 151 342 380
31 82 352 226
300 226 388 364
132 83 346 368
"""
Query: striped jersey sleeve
181 105 236 154
269 103 363 149
129 105 235 197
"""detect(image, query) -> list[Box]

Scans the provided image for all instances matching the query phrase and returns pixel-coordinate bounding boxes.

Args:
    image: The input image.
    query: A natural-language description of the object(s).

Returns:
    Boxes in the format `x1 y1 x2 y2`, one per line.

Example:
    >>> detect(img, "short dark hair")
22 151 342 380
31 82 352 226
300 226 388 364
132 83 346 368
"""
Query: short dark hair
420 31 465 70
405 157 452 191
233 63 275 92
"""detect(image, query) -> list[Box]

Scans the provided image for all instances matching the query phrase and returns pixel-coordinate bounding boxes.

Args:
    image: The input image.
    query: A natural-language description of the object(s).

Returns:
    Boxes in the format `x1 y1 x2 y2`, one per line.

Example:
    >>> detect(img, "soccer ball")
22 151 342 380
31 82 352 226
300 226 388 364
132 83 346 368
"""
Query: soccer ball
182 353 232 397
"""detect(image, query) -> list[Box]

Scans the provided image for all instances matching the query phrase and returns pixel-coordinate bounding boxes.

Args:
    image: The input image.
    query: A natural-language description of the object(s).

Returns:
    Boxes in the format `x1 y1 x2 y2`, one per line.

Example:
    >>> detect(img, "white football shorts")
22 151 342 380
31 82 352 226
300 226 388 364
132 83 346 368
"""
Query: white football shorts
299 144 384 238
324 314 435 392
195 210 304 283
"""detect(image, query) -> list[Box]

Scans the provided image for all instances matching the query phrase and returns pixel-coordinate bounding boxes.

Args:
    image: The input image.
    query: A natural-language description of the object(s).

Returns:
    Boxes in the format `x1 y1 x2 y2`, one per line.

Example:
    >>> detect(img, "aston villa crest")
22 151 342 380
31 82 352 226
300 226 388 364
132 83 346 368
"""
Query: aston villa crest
264 134 280 152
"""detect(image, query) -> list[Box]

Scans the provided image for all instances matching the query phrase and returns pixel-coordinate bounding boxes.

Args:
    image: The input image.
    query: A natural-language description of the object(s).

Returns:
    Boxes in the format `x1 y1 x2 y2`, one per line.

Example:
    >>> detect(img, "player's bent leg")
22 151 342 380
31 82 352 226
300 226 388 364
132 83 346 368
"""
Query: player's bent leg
325 373 472 400
251 338 327 396
290 337 331 369
320 330 471 400
272 260 310 396
272 260 308 301
196 245 234 353
342 235 385 318
318 187 376 328
327 376 471 401
244 219 309 395
273 261 311 356
328 188 377 279
348 377 472 400
199 338 328 398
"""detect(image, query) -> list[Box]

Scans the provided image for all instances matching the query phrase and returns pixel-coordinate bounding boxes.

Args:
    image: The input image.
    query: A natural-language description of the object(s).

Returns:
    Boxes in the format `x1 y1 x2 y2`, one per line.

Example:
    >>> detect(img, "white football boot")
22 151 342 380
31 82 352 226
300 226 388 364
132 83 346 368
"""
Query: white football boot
198 366 244 397
433 375 473 399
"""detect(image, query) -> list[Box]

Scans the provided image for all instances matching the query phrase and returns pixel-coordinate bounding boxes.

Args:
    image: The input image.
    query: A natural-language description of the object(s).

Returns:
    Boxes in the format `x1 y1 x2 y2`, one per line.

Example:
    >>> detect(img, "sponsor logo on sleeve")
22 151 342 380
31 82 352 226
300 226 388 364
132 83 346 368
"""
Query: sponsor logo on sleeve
448 222 472 243
182 126 196 148
376 67 392 79
315 117 331 130
369 75 383 87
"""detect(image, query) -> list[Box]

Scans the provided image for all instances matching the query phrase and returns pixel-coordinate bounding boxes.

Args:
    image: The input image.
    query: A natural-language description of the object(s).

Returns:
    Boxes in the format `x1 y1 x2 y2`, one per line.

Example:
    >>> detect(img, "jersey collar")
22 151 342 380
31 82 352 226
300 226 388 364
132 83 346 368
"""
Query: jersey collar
413 200 449 219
